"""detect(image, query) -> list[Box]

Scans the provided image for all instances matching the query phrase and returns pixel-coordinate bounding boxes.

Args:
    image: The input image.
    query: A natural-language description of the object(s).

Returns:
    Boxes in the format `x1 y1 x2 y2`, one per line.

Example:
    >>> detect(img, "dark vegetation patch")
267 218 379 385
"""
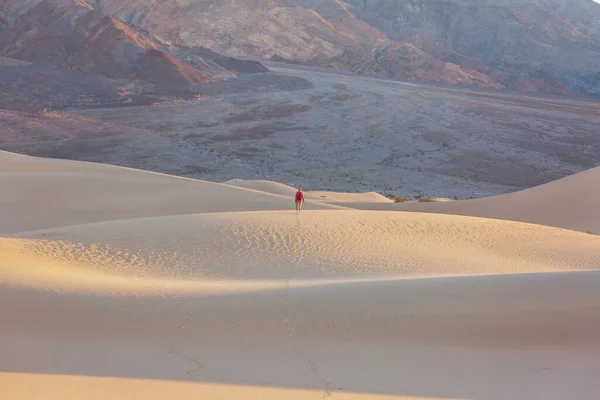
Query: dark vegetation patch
210 123 308 142
224 104 312 123
196 74 314 96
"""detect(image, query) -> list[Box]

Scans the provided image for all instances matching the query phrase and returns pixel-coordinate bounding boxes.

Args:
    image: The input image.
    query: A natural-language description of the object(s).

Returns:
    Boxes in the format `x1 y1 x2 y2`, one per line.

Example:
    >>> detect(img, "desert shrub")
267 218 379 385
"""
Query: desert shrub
418 197 436 203
586 230 596 235
394 196 408 203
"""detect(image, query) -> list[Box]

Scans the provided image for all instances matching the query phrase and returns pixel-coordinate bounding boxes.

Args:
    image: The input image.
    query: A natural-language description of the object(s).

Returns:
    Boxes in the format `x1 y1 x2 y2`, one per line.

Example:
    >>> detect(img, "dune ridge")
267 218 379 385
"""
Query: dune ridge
325 165 600 233
225 179 392 203
1 151 600 400
0 151 343 235
2 211 599 285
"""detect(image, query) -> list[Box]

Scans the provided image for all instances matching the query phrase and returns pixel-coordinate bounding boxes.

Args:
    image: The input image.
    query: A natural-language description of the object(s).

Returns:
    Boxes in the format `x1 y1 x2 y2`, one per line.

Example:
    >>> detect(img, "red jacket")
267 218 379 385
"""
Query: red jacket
295 191 304 202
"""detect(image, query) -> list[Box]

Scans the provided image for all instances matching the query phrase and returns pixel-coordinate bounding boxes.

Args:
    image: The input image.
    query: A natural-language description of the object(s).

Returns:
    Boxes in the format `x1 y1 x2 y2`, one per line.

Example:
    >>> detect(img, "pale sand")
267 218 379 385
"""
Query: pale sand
2 151 600 399
225 178 393 203
0 151 342 234
2 211 600 288
326 166 600 233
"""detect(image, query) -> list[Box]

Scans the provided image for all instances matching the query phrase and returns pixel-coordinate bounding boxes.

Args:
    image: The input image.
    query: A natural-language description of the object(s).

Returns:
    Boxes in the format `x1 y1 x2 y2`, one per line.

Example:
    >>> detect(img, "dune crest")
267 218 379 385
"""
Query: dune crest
0 151 342 235
333 165 600 233
2 211 599 287
225 179 392 203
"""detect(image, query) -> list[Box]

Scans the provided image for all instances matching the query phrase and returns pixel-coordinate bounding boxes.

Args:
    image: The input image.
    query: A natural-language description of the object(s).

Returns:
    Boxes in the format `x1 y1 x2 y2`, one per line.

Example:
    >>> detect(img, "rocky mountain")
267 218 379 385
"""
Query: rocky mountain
0 0 266 88
0 59 196 112
340 0 600 94
170 46 269 76
88 0 600 96
307 42 504 89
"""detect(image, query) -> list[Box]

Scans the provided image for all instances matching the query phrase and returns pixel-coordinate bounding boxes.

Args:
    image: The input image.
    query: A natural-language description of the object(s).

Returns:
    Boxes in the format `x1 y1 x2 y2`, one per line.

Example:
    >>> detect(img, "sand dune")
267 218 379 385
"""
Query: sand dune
2 211 599 288
0 151 341 234
225 179 392 203
2 265 600 399
334 166 600 233
2 151 600 399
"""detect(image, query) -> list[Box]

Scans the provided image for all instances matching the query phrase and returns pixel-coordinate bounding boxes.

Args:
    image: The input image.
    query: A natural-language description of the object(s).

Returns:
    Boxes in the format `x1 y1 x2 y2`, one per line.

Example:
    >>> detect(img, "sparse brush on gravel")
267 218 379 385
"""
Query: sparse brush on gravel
418 197 437 203
394 196 408 203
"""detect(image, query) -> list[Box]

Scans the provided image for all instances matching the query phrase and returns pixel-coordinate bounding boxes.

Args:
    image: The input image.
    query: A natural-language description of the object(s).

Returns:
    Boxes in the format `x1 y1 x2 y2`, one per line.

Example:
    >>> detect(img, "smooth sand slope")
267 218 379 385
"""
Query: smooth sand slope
225 179 392 203
2 151 600 400
0 151 342 234
330 166 600 233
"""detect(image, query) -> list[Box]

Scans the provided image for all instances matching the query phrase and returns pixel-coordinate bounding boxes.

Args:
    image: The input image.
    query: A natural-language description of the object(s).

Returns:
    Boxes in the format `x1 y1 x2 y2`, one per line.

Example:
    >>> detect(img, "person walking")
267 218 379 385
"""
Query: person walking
295 187 305 214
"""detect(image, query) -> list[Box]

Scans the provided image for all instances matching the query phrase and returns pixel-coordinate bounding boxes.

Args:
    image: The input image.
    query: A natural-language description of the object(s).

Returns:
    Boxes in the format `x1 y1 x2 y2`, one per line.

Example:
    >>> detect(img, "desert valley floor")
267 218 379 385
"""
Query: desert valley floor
3 64 600 199
1 150 599 399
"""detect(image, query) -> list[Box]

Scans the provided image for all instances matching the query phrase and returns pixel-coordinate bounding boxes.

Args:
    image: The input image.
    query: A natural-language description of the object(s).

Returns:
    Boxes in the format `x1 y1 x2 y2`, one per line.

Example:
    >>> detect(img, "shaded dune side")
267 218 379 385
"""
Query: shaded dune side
1 271 600 400
0 151 342 234
2 270 600 348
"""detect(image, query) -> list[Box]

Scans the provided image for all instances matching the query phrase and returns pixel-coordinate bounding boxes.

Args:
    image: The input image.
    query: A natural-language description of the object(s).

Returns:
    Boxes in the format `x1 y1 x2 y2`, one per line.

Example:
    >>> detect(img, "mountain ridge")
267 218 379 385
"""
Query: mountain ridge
86 0 600 96
0 0 268 89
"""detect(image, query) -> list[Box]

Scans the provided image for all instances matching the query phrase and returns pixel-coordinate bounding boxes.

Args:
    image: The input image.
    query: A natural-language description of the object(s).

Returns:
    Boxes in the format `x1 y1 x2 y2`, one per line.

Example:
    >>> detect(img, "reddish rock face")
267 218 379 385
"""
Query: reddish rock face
0 0 266 87
0 59 199 112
